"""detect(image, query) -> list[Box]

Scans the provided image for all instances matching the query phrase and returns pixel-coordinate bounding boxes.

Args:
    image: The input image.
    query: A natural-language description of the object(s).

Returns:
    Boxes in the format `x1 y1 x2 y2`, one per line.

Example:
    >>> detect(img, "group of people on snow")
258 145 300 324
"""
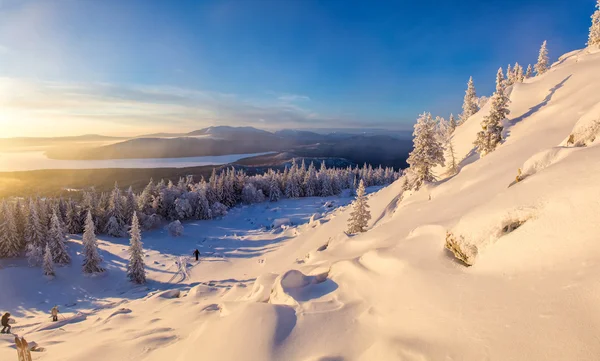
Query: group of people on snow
1 306 61 334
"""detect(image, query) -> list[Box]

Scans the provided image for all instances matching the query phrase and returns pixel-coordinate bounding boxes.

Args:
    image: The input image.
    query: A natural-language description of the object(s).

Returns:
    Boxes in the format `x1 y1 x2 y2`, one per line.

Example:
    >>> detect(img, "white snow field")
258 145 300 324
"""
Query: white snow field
3 47 600 360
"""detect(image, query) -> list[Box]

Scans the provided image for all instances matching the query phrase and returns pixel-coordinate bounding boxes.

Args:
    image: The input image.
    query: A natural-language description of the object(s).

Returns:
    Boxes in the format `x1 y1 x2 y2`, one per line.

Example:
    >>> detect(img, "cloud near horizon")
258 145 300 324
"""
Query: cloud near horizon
0 77 374 137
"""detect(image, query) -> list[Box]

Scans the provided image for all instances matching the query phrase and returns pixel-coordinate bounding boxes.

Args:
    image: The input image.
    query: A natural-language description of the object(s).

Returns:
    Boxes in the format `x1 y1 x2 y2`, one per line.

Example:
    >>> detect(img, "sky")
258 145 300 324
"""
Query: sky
0 0 595 137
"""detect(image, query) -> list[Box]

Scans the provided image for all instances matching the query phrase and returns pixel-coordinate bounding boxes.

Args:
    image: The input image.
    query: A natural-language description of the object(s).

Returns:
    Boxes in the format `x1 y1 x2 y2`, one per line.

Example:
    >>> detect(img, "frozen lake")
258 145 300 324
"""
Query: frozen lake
0 151 272 172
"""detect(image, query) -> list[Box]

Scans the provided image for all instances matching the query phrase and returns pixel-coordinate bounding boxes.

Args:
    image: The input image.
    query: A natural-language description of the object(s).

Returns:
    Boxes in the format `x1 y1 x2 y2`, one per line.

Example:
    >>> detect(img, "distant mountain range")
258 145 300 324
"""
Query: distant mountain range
1 126 413 169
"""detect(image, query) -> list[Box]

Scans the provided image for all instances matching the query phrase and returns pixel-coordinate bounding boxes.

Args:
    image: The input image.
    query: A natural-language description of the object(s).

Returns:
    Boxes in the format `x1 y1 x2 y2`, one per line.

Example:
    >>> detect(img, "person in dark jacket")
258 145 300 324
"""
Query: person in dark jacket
1 312 11 334
193 249 200 261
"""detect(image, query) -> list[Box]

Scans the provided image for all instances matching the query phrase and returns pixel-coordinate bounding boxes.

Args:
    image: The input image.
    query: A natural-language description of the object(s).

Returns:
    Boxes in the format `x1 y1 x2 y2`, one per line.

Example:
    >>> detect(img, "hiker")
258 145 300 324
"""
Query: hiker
1 312 11 334
193 249 200 261
51 306 59 322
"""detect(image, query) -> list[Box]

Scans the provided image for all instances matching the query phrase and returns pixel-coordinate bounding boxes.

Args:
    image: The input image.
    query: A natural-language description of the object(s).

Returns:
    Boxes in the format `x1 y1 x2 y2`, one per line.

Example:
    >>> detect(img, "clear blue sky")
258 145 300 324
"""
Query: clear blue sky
0 0 594 136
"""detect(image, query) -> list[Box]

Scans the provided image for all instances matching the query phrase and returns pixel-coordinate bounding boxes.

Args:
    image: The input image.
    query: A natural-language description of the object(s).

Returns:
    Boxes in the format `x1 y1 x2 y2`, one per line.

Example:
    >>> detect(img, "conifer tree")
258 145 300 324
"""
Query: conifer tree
25 200 45 266
105 182 125 237
124 186 137 225
535 41 549 75
347 180 371 234
525 64 533 78
515 63 524 83
588 0 600 47
0 202 21 257
445 140 459 176
127 212 146 284
448 114 457 133
406 112 445 188
82 211 104 274
506 64 513 85
269 174 281 202
475 68 509 156
43 244 55 277
195 189 212 220
48 211 71 265
460 77 479 124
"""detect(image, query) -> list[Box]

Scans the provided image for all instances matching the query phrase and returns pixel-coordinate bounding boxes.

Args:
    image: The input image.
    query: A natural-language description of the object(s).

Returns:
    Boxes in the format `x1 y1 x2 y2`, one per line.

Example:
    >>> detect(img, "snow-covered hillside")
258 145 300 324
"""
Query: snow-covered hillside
3 47 600 361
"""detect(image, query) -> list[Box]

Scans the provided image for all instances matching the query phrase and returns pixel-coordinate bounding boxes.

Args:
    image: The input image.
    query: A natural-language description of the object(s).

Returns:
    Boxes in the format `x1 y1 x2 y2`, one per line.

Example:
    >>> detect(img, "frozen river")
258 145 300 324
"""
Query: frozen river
0 151 271 172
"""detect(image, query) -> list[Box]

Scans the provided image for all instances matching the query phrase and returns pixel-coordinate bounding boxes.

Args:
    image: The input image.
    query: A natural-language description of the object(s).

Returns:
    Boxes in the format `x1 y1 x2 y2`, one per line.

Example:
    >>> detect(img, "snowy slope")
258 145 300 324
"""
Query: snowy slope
3 47 600 361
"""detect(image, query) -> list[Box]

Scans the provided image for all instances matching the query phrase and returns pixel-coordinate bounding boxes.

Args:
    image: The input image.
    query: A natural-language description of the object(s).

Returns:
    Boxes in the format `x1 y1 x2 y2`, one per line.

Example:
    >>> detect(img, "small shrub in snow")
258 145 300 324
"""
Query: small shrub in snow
167 220 184 237
211 202 228 218
445 232 477 266
142 213 162 230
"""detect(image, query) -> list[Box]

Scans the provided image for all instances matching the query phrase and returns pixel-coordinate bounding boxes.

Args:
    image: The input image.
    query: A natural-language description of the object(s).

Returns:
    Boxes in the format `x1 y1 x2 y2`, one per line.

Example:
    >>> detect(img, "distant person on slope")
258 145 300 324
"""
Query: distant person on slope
51 306 59 322
193 249 200 261
1 312 11 334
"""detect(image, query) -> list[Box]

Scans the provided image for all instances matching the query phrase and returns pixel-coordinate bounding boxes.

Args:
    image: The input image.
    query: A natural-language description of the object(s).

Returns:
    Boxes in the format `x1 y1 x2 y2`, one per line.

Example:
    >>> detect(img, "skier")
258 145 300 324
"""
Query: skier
193 249 200 261
1 312 11 334
51 306 59 322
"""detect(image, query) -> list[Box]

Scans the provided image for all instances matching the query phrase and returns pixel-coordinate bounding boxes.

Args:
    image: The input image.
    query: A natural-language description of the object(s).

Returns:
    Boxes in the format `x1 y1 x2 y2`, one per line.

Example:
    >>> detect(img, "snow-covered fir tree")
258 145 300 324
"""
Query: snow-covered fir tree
48 211 71 265
127 212 146 284
82 211 104 274
460 77 479 124
195 189 212 220
525 64 533 78
445 140 459 176
475 67 509 156
25 200 45 266
43 244 55 277
589 0 600 47
0 202 21 258
105 182 125 237
514 62 524 83
269 173 281 202
65 200 82 234
347 180 371 234
535 40 549 76
406 112 445 188
449 114 457 133
506 64 513 85
304 162 319 197
124 187 137 225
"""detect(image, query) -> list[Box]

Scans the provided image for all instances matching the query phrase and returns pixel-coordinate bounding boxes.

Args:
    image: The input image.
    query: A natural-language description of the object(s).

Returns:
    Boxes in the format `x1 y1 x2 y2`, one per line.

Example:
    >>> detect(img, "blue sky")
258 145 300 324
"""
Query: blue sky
0 0 594 137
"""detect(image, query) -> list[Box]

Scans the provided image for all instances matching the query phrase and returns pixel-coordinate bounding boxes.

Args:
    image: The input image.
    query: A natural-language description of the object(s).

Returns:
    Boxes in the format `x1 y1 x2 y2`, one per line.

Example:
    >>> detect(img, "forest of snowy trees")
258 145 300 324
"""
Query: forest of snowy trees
0 161 400 267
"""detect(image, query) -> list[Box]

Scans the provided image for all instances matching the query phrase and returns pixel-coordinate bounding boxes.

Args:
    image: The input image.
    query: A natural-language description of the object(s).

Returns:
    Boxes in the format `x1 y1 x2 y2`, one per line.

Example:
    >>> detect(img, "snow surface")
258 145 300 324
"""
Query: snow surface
3 47 600 360
0 151 273 171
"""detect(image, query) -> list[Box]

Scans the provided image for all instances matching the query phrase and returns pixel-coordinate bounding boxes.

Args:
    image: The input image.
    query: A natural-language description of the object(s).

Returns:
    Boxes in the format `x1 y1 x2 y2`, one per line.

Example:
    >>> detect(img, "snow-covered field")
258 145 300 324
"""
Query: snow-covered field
3 46 600 361
0 151 273 171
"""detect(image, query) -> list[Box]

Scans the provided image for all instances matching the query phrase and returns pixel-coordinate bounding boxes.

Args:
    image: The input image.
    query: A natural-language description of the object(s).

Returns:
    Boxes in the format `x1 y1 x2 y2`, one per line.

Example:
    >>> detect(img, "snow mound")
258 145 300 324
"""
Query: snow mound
272 218 291 228
269 269 333 307
562 101 600 146
152 289 182 299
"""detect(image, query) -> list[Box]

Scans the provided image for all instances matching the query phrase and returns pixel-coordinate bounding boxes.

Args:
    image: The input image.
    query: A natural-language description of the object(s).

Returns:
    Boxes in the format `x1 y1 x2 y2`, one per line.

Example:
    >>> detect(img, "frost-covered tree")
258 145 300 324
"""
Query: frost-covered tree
127 212 146 284
105 182 125 237
304 163 318 197
514 63 524 83
588 0 600 47
525 64 533 78
406 112 445 188
460 77 479 124
268 173 281 202
506 64 513 85
211 202 228 218
43 244 55 277
475 67 509 156
25 200 45 266
445 140 459 176
174 195 193 220
48 211 71 265
347 180 371 234
124 187 137 225
195 189 212 220
167 220 184 237
0 202 21 258
448 114 457 133
535 40 549 76
82 211 104 274
138 179 155 213
242 183 261 204
65 200 83 234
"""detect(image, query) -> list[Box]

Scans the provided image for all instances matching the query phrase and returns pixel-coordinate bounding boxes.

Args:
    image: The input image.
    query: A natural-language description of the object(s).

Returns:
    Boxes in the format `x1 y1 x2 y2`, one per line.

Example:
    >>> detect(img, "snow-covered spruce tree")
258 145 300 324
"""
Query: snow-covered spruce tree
506 64 513 85
105 182 125 237
406 112 445 189
347 180 371 234
268 173 281 202
43 244 55 277
65 200 82 234
124 186 137 225
474 67 509 156
448 114 457 134
48 211 71 265
174 195 193 220
304 162 318 197
195 189 212 220
588 0 600 47
460 77 479 124
445 140 459 176
25 200 45 266
127 212 146 284
535 40 549 76
82 211 104 274
0 202 22 257
514 63 524 83
525 64 533 78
